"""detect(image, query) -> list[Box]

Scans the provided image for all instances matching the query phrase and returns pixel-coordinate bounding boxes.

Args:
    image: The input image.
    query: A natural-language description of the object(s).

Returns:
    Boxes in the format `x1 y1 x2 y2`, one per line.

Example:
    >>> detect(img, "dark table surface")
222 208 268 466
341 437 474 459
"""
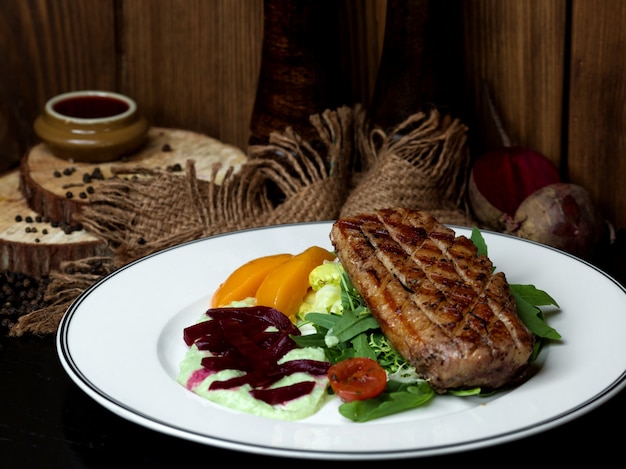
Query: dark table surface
2 233 626 468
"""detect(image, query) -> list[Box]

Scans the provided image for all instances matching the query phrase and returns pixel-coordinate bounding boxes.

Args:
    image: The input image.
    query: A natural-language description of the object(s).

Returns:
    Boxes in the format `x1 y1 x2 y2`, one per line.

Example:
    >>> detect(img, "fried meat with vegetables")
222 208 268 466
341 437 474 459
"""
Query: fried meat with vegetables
330 207 536 393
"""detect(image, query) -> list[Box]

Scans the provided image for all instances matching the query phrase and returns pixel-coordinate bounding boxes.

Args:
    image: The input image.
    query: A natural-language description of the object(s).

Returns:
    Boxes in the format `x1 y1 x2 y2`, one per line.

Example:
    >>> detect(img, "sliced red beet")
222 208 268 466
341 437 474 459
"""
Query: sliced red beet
266 331 299 358
183 319 222 346
184 305 329 405
206 306 300 336
201 356 253 373
209 371 277 390
277 359 331 376
220 318 285 370
209 359 331 390
471 145 561 217
250 381 317 405
194 336 229 352
470 82 563 230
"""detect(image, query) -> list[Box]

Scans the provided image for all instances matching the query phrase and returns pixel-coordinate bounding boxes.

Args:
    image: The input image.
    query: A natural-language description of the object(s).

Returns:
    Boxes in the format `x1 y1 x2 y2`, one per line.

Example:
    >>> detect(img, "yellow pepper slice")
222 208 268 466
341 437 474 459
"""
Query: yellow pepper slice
255 246 336 319
211 253 293 307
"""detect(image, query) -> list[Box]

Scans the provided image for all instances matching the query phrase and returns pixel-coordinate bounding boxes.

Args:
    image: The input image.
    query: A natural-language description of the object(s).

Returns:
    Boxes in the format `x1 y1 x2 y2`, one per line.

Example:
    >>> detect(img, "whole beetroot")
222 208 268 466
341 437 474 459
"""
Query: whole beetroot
468 82 561 230
509 182 605 260
469 146 561 230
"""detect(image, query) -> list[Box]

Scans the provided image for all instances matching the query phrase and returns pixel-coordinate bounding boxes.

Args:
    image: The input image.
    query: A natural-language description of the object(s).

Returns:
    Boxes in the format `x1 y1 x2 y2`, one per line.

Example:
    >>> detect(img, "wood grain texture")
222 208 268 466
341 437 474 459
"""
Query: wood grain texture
120 0 264 151
370 0 466 130
462 0 567 167
1 0 626 233
249 0 347 145
0 0 117 172
568 0 626 230
20 127 247 227
0 169 110 277
340 0 386 107
0 0 383 160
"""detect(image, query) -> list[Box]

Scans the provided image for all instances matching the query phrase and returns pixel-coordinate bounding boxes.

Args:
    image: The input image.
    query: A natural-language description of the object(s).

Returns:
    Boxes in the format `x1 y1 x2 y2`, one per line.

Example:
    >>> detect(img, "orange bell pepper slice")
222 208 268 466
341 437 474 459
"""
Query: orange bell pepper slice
255 245 336 319
211 253 293 307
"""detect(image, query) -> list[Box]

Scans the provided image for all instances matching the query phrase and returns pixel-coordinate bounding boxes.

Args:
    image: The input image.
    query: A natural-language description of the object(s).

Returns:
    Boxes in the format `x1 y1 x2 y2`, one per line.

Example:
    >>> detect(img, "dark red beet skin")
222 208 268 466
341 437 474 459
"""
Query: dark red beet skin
513 183 605 260
472 146 561 217
250 381 317 405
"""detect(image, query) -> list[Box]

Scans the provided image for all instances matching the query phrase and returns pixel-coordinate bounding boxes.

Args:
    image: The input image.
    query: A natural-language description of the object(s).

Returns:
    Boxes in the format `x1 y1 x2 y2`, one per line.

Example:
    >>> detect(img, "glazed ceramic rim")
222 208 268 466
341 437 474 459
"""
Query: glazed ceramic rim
45 90 137 125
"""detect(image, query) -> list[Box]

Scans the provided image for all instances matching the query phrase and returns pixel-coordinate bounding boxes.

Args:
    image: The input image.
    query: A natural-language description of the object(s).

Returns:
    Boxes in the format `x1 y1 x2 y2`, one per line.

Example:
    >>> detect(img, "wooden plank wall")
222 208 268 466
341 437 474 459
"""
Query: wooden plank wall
568 0 626 236
1 0 624 230
462 0 568 165
463 0 626 235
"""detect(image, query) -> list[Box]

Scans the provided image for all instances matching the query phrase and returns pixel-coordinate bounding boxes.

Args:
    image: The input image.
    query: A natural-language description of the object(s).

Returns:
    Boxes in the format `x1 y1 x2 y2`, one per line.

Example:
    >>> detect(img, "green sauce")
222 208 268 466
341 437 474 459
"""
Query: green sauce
178 334 330 421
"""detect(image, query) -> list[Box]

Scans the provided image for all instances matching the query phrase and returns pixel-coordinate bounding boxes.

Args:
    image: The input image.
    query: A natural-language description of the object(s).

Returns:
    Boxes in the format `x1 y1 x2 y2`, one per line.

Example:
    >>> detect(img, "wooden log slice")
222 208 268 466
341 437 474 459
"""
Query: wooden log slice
0 168 110 277
20 127 248 227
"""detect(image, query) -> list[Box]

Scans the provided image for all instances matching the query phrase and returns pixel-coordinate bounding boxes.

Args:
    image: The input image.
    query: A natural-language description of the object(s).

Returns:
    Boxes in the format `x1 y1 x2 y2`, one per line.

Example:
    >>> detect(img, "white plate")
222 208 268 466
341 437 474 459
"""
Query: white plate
57 222 626 460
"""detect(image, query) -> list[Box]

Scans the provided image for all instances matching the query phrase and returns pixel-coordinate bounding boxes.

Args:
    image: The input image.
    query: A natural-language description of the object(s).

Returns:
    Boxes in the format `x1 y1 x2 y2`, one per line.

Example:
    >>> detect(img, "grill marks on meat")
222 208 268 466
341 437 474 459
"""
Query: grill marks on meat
330 208 535 393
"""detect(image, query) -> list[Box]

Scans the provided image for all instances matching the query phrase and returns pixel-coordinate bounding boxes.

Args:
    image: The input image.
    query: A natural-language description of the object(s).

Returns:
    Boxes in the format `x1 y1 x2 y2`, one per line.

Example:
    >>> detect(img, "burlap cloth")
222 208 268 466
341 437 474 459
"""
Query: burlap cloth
10 105 476 336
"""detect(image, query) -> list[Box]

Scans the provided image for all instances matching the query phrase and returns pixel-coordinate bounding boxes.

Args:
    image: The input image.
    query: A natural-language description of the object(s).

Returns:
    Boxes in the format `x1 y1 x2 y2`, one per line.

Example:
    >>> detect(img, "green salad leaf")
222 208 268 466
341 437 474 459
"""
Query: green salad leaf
471 226 489 257
337 380 435 422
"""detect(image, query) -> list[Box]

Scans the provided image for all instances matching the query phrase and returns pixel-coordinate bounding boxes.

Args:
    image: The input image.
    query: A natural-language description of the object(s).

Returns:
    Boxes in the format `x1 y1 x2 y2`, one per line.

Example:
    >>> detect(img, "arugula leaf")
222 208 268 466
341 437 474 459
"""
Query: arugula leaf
337 380 435 422
511 287 561 340
471 227 489 257
302 312 340 330
510 284 559 308
328 309 380 343
350 331 377 360
290 331 327 348
340 271 367 313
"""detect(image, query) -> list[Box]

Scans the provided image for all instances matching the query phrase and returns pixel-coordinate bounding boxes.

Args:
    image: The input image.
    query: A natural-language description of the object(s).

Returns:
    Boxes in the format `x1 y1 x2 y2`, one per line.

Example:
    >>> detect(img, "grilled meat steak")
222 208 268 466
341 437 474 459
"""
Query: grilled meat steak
330 207 536 393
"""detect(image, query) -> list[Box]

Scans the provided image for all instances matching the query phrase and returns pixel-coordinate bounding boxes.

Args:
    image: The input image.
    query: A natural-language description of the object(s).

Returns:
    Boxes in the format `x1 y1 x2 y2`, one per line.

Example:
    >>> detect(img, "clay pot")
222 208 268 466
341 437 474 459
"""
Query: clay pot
34 90 149 163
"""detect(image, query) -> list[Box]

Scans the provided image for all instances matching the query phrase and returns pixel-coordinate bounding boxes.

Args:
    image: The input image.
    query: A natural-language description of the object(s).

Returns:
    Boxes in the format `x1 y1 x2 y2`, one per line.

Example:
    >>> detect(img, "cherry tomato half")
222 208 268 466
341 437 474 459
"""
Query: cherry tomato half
327 357 387 402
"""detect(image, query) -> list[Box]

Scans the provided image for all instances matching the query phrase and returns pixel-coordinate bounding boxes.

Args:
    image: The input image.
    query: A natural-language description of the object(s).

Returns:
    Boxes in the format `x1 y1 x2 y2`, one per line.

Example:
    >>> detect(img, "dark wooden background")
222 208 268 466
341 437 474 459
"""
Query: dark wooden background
1 0 625 231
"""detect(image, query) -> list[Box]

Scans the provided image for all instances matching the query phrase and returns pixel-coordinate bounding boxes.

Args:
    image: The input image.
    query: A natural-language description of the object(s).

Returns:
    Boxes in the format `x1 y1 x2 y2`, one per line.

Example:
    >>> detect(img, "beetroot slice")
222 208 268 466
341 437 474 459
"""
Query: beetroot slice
201 356 253 373
278 359 331 376
184 319 222 346
209 359 330 390
472 146 561 216
206 306 299 336
250 381 317 405
267 331 300 358
220 318 288 370
185 305 330 405
209 371 277 390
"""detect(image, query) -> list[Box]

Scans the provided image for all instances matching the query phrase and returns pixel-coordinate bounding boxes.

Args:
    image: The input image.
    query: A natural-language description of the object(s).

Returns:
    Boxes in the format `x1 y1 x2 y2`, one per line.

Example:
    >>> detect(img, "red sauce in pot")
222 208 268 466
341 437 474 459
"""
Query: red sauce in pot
53 96 129 119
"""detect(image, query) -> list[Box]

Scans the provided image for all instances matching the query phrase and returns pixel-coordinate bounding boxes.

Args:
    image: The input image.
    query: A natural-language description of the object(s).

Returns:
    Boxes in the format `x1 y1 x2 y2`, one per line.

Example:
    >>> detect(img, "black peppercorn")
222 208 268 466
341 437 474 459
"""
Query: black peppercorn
91 168 104 180
0 270 51 333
